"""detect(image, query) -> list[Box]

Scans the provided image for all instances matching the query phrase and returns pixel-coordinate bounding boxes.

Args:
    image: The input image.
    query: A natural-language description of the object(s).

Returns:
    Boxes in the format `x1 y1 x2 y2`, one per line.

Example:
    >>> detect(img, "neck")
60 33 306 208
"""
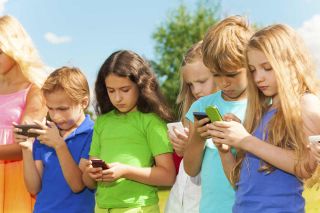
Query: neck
222 89 247 101
0 64 27 85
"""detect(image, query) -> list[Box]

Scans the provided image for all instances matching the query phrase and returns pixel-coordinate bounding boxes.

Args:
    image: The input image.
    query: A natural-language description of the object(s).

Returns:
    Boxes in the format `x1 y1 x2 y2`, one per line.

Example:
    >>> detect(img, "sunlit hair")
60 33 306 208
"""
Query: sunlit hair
202 15 253 73
94 50 174 122
177 41 204 124
231 24 320 187
42 67 90 109
0 15 47 87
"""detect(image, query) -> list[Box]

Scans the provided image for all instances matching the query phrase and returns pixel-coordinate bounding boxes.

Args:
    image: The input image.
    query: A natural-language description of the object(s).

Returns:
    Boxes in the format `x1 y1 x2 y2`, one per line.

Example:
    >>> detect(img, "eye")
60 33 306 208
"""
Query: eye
107 89 115 93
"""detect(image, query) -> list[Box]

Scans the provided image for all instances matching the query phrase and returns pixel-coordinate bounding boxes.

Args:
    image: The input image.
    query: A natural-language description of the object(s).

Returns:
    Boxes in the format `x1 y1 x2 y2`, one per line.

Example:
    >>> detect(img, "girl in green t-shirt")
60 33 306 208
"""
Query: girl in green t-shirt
83 50 176 213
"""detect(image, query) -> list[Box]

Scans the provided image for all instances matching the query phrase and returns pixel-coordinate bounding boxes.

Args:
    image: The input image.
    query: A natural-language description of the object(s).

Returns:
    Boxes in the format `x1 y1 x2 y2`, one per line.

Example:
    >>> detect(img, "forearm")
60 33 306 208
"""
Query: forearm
0 143 22 160
82 171 97 190
124 165 176 186
218 150 236 182
183 138 205 177
55 143 85 192
21 149 42 195
243 136 315 178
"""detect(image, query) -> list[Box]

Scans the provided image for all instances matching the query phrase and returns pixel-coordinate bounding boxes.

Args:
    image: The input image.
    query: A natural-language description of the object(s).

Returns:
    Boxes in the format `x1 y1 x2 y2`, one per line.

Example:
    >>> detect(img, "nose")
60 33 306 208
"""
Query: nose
220 77 230 88
254 69 265 83
49 110 61 122
114 91 122 103
192 85 202 97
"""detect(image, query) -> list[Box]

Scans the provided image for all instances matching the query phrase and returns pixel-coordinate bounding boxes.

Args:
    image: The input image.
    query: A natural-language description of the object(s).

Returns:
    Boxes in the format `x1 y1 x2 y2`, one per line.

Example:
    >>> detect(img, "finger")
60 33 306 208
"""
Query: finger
212 121 230 128
184 127 189 135
198 118 210 126
173 128 187 138
33 120 47 129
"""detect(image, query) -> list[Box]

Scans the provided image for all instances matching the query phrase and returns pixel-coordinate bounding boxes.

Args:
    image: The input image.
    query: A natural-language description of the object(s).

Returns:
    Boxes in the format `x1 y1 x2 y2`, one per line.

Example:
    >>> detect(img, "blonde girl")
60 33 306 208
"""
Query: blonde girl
165 41 218 213
0 15 47 212
210 24 320 212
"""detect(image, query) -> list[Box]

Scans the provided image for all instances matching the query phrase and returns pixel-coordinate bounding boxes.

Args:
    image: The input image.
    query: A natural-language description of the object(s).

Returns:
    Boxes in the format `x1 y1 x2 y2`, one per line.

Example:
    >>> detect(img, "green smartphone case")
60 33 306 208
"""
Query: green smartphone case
205 105 222 122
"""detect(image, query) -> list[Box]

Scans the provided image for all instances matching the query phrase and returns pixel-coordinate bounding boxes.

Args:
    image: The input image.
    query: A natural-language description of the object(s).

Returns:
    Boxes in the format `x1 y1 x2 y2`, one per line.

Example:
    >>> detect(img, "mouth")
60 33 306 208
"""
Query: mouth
258 86 268 91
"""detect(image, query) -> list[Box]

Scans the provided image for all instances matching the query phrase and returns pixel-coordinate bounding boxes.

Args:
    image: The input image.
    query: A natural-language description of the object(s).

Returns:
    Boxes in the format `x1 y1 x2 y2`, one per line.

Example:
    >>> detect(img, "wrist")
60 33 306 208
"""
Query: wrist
54 138 66 151
239 135 254 151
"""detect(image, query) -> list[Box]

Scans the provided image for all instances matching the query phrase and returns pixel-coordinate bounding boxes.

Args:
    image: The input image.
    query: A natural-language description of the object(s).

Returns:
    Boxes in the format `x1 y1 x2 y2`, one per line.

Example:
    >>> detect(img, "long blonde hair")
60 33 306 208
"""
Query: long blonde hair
231 24 320 186
0 15 46 87
176 41 203 124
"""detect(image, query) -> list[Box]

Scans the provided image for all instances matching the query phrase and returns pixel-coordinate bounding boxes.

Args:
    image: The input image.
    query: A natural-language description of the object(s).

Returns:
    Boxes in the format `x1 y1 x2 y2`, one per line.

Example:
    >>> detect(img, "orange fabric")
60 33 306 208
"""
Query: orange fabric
0 160 34 213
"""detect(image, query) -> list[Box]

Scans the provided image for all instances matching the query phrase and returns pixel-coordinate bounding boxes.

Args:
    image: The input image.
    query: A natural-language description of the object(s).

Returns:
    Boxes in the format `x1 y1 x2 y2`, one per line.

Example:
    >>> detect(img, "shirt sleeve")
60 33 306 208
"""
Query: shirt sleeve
32 139 42 160
185 99 203 123
146 115 173 156
89 119 101 158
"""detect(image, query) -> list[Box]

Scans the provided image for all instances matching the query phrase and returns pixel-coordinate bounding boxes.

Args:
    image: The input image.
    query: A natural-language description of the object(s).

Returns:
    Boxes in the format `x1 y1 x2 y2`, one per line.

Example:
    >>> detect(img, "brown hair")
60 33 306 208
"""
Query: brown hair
94 50 174 122
202 15 253 73
42 66 90 109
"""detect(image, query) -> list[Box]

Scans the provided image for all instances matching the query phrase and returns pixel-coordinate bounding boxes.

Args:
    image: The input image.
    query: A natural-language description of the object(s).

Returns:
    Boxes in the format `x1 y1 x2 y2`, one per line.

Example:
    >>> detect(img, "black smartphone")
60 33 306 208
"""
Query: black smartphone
91 159 109 170
13 124 42 138
193 112 210 125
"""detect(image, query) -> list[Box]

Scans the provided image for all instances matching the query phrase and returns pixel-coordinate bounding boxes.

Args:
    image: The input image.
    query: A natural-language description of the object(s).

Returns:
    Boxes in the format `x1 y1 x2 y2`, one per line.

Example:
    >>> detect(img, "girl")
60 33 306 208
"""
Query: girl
83 50 176 213
0 15 47 212
209 24 320 212
15 67 95 213
165 41 218 213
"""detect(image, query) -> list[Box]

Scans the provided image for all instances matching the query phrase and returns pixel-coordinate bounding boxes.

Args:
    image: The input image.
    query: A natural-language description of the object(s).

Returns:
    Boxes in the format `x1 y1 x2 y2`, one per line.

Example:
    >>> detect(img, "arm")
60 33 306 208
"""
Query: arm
217 149 236 182
101 153 176 186
168 122 189 157
183 118 210 177
82 157 103 190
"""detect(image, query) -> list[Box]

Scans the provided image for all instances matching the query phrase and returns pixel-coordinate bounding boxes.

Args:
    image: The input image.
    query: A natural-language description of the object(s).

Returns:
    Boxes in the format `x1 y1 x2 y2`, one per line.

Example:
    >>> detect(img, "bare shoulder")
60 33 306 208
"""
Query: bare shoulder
301 93 320 114
301 93 320 134
23 84 47 122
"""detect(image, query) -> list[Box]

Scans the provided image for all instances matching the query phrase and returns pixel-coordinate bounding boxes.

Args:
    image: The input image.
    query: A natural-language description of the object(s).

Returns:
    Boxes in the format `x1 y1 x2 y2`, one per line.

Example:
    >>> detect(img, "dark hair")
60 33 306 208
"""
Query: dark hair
94 50 174 122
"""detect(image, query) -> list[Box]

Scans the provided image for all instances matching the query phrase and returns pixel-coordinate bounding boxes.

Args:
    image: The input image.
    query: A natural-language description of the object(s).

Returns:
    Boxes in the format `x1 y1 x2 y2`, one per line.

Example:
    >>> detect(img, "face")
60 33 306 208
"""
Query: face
182 60 217 100
247 48 278 104
105 74 139 113
45 89 86 131
0 49 16 75
212 67 247 101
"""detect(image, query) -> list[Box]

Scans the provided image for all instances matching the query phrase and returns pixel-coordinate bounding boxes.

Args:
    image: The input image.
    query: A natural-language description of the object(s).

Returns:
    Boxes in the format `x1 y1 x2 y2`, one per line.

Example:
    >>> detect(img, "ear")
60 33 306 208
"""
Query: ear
81 96 89 109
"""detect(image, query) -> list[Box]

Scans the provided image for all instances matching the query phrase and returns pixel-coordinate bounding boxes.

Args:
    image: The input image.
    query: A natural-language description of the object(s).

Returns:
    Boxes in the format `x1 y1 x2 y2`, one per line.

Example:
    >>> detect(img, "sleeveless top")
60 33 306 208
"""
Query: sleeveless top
234 109 304 213
0 85 31 146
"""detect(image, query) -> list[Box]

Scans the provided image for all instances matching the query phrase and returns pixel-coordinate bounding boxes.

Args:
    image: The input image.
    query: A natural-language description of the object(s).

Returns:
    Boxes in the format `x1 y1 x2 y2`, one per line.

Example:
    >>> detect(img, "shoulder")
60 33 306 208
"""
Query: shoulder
301 93 320 133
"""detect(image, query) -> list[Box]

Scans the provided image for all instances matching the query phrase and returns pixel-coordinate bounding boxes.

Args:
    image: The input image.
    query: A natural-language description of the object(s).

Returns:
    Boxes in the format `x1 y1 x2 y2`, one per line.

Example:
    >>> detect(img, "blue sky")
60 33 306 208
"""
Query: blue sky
2 0 320 87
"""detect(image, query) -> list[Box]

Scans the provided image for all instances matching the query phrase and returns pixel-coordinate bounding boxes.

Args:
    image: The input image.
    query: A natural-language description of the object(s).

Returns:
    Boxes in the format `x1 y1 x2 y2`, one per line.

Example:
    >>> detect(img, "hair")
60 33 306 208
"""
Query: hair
42 67 90 109
202 15 253 73
176 41 203 124
231 24 320 187
0 15 47 87
94 50 174 122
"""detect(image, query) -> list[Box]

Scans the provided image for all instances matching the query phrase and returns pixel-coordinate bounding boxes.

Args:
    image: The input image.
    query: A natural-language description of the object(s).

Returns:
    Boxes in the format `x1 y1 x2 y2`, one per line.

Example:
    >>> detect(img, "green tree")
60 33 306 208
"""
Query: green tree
152 1 220 113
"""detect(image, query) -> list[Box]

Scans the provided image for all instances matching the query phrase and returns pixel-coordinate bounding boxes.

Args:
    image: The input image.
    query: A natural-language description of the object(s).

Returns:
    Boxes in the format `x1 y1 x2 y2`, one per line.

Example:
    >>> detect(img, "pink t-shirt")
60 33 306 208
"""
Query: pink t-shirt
0 86 30 145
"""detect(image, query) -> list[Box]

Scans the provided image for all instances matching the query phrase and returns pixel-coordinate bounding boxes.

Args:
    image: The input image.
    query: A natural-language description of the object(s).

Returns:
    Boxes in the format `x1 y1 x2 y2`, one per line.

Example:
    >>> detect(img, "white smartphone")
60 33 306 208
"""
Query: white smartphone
167 122 184 136
309 135 320 144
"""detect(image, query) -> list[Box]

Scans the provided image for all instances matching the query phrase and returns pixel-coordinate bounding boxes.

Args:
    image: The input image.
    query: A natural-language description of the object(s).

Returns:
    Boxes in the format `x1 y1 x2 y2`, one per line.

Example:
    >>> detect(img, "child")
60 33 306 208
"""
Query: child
82 50 176 212
0 15 47 212
210 24 320 212
165 41 218 213
15 67 95 213
183 16 253 213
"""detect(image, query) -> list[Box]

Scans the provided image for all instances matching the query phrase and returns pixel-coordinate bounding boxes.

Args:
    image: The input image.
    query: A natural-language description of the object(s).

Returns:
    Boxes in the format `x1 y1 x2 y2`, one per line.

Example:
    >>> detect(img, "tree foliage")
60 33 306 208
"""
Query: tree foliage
152 1 220 111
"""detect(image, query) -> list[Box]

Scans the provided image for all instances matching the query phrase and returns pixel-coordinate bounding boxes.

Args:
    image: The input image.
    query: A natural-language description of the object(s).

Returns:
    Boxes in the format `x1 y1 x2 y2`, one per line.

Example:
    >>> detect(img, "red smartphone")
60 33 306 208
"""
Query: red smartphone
13 124 42 138
91 159 109 170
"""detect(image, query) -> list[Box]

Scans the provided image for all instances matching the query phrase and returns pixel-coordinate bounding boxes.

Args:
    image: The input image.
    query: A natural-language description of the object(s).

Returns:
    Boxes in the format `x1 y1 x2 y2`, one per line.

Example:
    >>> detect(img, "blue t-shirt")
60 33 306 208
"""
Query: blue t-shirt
186 91 247 213
33 115 95 213
234 109 304 213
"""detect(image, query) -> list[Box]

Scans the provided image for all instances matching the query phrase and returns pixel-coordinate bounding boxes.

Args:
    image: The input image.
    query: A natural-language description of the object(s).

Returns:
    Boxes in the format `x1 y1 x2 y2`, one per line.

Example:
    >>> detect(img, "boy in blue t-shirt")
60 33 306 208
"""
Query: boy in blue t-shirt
183 16 253 213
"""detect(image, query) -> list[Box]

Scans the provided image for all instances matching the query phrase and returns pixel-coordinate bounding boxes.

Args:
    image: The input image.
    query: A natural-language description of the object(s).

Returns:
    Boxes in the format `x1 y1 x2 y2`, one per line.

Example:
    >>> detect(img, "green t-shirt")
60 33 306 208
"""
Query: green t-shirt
90 110 173 208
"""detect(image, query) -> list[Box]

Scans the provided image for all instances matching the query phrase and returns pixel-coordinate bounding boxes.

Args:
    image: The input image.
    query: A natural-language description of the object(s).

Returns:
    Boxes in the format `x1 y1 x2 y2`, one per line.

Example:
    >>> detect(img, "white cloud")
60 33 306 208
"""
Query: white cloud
0 0 8 15
297 14 320 75
44 32 72 44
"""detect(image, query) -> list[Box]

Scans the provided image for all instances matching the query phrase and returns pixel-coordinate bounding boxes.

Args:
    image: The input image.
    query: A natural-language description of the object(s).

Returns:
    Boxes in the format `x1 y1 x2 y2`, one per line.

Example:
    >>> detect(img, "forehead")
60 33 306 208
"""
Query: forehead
44 89 74 106
105 74 134 88
182 61 212 80
211 67 245 75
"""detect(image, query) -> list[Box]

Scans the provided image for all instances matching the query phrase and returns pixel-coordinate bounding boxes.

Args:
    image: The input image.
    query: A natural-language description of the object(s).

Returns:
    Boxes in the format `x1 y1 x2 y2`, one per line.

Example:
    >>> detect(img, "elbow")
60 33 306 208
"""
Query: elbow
70 182 85 193
183 163 198 177
28 187 40 196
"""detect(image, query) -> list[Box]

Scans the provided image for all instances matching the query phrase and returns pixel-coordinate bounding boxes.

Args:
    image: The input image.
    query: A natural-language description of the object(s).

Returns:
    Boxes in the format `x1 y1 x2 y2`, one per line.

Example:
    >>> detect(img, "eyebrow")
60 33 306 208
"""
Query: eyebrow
106 85 131 89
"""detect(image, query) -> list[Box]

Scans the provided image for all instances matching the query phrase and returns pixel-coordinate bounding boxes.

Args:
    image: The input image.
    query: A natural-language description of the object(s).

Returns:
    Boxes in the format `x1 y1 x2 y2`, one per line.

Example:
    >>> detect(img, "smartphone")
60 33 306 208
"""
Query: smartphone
13 124 42 138
205 106 222 122
309 135 320 144
91 159 109 170
167 122 184 135
193 112 210 125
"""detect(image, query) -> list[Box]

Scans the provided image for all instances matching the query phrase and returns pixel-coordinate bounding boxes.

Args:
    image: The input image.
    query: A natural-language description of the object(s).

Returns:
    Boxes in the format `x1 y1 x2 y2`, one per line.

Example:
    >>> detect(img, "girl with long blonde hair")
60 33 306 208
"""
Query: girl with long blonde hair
210 24 320 212
0 15 47 212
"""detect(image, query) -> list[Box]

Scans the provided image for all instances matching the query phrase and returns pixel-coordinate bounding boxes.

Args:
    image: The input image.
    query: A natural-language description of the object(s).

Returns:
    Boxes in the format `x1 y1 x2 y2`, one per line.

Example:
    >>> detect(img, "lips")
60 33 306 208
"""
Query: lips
258 86 268 91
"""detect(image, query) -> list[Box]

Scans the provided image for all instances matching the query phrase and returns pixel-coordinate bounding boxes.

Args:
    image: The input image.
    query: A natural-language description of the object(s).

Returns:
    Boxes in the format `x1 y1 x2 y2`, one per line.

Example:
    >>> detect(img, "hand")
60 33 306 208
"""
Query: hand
223 113 241 123
168 127 189 157
100 162 128 182
84 159 103 181
13 122 34 150
29 120 65 149
308 142 320 163
209 120 251 149
194 117 211 140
